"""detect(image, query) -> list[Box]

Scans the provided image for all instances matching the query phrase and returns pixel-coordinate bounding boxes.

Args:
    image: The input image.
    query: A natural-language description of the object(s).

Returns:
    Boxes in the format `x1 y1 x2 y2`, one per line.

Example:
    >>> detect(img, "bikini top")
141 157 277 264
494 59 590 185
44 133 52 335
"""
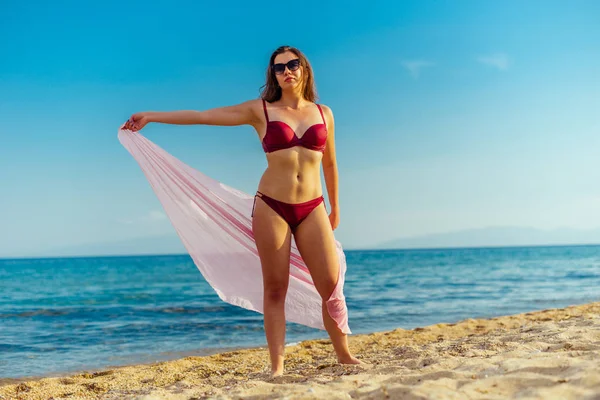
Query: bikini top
261 99 328 153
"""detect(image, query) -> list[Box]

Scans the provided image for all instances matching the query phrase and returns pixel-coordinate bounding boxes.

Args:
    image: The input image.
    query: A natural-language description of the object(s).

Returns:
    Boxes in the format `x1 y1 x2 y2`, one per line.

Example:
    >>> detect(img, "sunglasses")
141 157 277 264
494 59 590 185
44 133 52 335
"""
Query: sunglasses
272 59 301 75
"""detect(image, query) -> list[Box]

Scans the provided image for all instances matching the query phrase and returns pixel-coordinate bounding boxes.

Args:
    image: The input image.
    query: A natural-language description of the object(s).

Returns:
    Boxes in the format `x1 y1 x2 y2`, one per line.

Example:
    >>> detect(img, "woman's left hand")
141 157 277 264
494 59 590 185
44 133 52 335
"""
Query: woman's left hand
123 112 151 131
328 210 340 230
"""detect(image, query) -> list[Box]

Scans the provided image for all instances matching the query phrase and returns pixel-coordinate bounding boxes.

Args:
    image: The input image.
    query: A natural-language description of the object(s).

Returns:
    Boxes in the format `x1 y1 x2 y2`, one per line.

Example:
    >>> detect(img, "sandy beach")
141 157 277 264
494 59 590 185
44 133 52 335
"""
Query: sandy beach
1 301 599 400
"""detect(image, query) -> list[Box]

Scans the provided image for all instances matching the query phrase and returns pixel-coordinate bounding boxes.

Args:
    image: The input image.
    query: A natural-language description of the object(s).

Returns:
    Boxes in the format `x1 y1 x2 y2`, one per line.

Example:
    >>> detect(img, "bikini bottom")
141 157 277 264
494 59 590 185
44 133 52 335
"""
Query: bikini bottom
251 190 324 232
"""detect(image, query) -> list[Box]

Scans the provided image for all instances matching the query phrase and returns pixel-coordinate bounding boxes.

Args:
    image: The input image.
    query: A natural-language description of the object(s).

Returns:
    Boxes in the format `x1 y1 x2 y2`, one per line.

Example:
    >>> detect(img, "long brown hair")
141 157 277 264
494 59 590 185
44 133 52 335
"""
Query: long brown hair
260 46 318 103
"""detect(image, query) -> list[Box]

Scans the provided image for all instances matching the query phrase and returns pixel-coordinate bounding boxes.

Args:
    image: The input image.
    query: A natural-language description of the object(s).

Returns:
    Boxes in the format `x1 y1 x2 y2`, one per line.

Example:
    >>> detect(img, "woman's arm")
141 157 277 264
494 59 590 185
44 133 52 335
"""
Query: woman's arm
150 99 259 126
321 105 340 230
124 99 260 131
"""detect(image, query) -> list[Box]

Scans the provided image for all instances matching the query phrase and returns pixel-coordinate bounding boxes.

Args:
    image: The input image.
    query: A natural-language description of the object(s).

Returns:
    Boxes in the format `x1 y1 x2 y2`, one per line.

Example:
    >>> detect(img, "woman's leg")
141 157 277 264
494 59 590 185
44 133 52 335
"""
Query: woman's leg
293 203 360 364
252 196 293 376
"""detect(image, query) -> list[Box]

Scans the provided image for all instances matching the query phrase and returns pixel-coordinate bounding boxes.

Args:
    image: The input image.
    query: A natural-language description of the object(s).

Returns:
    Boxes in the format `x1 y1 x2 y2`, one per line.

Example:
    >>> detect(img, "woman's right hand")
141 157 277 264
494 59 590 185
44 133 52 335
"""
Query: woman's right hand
123 112 152 131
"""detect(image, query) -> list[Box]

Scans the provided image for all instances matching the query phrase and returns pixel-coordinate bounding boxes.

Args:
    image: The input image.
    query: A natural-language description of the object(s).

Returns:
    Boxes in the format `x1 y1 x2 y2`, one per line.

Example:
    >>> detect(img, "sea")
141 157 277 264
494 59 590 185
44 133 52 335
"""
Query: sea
1 245 599 380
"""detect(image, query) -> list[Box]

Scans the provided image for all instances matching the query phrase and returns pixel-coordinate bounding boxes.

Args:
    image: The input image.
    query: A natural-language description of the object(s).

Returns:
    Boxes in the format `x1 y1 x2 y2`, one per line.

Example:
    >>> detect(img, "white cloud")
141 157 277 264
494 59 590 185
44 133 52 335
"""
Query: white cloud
117 210 167 225
477 53 511 70
401 60 434 78
147 210 167 221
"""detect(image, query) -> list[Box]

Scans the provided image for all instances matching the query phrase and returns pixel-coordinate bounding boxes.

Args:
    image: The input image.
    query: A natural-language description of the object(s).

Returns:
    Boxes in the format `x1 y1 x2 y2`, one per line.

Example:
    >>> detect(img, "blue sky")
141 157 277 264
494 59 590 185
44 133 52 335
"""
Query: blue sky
1 0 599 257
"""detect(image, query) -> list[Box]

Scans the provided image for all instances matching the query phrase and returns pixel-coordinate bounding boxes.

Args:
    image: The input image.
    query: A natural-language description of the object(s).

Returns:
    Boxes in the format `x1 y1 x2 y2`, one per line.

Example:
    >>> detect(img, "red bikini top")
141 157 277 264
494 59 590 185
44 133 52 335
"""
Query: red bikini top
261 99 328 153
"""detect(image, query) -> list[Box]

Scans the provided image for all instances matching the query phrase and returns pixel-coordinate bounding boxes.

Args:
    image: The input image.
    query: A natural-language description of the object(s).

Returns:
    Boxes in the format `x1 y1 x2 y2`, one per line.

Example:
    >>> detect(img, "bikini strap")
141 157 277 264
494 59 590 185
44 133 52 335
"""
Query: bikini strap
316 104 326 128
262 99 269 123
251 191 263 218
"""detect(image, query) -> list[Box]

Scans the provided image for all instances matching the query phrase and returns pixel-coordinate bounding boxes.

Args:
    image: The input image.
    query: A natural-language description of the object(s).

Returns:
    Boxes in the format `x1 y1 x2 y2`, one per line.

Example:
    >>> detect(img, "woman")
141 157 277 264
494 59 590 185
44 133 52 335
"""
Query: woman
123 45 360 376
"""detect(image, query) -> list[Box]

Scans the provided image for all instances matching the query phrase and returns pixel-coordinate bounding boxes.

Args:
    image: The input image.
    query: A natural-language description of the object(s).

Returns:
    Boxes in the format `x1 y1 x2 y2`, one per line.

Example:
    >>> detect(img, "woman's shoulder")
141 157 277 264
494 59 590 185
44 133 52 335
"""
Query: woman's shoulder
317 103 334 122
317 102 332 113
244 98 266 114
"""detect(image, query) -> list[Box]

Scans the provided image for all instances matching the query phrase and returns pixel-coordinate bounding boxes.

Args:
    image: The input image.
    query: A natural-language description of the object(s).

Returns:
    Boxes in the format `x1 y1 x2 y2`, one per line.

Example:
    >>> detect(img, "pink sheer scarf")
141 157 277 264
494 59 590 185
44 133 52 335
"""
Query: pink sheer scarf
118 128 351 334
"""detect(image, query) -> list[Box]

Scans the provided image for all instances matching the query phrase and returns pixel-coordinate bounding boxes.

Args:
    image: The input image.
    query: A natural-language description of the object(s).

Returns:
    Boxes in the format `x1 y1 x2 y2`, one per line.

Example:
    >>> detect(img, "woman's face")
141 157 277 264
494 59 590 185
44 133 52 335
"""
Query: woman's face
273 51 303 91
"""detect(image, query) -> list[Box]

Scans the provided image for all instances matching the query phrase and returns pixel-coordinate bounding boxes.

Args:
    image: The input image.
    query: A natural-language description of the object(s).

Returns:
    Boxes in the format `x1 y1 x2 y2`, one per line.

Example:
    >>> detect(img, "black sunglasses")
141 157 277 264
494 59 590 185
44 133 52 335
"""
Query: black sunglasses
272 59 301 75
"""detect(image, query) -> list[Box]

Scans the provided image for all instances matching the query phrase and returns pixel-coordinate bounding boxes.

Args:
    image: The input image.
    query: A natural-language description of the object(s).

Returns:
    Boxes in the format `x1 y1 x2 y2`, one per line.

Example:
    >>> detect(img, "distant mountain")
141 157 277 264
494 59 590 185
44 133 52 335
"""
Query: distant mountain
12 226 600 259
30 234 187 258
376 226 600 250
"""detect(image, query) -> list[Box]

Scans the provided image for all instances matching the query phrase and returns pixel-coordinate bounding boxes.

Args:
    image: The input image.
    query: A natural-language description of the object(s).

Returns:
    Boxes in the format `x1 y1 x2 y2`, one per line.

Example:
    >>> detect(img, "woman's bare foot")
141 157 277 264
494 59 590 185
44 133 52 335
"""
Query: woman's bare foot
268 354 285 378
337 355 362 365
270 367 284 378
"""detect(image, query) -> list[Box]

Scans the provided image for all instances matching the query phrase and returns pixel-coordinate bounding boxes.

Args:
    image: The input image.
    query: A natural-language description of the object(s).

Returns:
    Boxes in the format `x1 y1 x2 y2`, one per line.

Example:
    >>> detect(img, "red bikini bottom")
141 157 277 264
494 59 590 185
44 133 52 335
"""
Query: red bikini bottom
251 191 324 232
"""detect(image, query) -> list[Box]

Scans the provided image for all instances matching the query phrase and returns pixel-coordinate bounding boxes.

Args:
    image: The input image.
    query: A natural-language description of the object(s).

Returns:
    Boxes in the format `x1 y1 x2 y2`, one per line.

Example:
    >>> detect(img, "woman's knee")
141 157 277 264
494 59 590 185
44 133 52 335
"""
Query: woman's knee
263 283 288 304
314 277 338 300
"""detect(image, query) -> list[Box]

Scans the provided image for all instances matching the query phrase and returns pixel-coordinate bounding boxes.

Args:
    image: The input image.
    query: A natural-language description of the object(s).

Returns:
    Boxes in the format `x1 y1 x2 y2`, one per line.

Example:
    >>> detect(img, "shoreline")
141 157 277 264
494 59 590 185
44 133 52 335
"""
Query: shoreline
0 344 260 387
2 301 599 399
1 337 325 386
